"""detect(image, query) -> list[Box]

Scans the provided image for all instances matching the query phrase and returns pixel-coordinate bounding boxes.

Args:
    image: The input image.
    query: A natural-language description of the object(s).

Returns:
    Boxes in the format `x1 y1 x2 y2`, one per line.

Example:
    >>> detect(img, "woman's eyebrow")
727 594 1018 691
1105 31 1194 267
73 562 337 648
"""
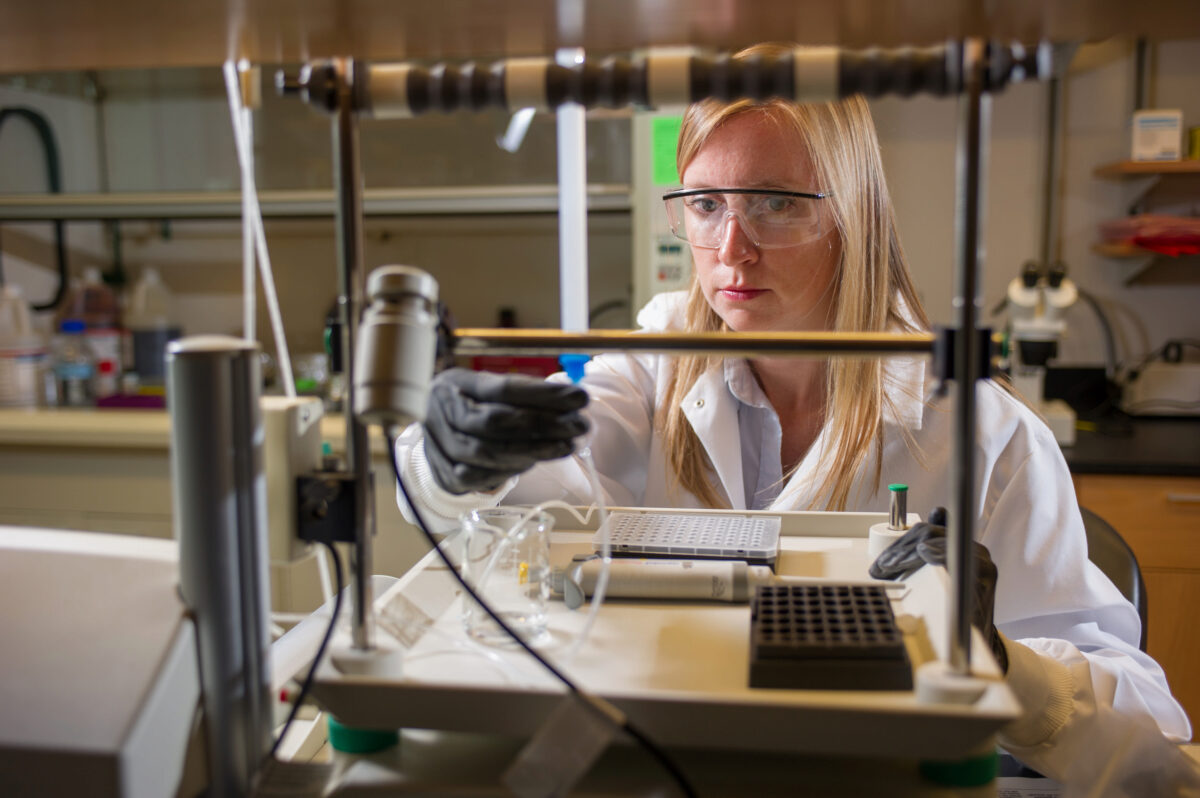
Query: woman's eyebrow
680 183 794 192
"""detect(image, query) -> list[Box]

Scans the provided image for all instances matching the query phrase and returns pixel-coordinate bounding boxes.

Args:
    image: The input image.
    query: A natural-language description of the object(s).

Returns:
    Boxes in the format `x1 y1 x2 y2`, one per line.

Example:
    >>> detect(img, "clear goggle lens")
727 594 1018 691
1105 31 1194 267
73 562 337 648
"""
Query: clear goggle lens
662 189 829 250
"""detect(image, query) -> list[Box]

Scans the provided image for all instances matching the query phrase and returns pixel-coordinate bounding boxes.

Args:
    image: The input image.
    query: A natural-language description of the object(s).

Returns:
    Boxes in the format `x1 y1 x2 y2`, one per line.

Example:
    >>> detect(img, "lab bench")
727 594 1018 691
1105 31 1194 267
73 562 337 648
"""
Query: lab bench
1066 417 1200 739
0 407 428 613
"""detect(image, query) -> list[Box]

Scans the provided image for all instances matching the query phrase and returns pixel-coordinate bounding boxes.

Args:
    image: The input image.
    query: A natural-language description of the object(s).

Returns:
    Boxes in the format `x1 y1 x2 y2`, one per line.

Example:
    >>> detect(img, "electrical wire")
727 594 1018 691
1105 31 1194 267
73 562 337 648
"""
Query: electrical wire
385 430 696 798
1074 288 1118 379
1122 339 1200 382
270 540 344 759
0 107 69 310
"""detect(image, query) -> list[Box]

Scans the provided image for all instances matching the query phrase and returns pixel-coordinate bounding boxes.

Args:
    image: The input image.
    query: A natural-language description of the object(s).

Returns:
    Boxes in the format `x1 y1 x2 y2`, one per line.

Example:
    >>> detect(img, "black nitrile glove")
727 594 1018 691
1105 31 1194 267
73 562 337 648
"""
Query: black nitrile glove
870 507 1008 673
422 368 590 495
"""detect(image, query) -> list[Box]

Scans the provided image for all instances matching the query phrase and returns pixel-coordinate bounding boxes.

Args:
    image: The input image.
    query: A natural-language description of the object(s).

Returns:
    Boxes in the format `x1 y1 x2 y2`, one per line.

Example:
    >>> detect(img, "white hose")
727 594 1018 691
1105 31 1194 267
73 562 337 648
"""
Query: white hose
315 546 334 606
222 60 296 398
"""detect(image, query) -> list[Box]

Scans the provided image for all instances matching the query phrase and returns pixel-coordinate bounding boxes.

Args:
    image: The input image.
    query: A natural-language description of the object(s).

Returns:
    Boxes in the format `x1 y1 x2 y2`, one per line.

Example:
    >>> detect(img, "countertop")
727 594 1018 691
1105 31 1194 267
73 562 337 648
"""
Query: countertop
4 408 1198 476
1063 417 1200 477
0 407 392 457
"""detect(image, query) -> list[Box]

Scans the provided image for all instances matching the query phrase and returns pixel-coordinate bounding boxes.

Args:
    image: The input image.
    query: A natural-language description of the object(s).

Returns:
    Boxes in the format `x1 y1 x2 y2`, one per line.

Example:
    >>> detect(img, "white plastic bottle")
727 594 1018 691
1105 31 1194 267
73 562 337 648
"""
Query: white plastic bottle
52 319 95 407
126 267 179 385
57 267 124 381
0 285 47 407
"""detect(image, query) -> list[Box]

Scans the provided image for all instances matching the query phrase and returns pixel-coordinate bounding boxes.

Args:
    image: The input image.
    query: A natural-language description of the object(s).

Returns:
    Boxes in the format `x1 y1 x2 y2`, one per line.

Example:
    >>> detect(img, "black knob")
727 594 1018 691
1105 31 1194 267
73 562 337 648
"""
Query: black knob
1047 261 1067 288
1021 260 1042 288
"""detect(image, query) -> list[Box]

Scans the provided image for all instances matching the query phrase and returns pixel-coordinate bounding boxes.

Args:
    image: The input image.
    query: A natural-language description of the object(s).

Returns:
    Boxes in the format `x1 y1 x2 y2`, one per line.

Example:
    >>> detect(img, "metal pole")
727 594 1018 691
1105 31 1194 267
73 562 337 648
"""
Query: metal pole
331 58 375 651
168 337 270 796
949 39 988 675
1039 76 1062 266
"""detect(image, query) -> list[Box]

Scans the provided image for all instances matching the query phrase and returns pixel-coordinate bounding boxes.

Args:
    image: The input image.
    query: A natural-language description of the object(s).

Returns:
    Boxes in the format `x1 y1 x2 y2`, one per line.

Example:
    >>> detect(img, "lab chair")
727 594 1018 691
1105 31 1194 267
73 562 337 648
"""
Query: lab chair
1000 506 1151 782
1080 505 1149 652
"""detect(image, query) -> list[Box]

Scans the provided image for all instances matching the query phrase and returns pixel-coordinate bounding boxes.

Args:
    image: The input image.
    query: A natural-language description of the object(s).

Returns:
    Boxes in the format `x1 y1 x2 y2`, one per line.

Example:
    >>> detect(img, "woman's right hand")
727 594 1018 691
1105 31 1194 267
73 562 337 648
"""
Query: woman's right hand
422 368 590 494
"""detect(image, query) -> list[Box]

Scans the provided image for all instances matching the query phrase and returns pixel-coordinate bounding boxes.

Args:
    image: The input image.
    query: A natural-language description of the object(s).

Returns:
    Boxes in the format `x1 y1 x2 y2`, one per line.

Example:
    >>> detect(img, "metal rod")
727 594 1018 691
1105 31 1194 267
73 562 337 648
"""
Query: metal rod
949 39 987 675
1039 76 1062 266
0 184 633 221
331 58 375 651
1134 37 1148 111
452 328 937 358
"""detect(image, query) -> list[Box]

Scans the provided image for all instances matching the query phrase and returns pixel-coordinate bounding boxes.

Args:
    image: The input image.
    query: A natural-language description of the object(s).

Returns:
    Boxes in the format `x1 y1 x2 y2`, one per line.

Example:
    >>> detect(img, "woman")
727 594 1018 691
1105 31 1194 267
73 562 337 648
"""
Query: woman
395 49 1194 789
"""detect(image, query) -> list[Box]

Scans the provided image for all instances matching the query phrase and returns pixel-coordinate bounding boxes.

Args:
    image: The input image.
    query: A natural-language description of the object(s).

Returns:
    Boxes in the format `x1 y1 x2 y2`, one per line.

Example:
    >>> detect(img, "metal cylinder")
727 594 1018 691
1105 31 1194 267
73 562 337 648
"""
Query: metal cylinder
168 335 271 796
353 265 440 427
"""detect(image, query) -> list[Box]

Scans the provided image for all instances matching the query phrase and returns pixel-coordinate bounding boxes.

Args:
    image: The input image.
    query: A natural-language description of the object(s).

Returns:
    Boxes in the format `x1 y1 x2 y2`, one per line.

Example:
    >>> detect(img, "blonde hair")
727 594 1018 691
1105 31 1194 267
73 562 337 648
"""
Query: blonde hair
655 44 930 510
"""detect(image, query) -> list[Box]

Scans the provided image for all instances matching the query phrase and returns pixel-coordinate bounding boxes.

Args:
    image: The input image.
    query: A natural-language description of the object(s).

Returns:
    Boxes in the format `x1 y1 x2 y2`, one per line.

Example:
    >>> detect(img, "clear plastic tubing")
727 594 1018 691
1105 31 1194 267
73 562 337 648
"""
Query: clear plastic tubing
564 446 611 665
223 60 296 398
555 47 589 336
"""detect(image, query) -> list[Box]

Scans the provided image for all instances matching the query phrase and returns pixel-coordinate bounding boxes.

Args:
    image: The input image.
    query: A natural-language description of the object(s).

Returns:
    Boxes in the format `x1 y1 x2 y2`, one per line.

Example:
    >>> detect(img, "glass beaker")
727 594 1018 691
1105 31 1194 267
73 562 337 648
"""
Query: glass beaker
460 507 553 647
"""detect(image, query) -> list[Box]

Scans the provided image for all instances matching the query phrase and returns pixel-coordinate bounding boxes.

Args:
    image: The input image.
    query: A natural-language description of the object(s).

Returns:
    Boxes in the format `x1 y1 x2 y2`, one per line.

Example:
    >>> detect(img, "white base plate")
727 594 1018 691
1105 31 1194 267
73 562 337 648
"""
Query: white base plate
310 508 1019 760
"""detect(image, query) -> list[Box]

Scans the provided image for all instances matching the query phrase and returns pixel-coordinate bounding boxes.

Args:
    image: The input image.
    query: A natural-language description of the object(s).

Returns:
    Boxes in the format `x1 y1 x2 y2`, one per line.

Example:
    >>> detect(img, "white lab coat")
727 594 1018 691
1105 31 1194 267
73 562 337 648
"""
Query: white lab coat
396 291 1197 792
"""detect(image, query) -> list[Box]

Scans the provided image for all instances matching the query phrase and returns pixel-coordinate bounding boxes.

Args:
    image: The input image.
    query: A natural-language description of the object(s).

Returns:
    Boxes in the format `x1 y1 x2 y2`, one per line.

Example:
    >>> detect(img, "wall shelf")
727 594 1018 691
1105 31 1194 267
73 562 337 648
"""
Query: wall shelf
1093 160 1200 179
1091 243 1199 285
1092 160 1200 284
0 184 632 222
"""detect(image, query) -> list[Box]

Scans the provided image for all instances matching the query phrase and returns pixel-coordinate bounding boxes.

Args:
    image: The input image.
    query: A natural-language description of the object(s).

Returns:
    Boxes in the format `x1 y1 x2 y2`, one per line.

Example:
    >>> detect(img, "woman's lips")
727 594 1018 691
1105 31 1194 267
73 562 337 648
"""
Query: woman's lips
719 287 767 301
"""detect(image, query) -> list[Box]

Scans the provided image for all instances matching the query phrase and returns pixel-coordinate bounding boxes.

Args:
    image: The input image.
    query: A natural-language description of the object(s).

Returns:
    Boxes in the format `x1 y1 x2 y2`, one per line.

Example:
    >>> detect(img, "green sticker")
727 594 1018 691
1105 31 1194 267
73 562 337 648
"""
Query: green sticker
651 115 683 186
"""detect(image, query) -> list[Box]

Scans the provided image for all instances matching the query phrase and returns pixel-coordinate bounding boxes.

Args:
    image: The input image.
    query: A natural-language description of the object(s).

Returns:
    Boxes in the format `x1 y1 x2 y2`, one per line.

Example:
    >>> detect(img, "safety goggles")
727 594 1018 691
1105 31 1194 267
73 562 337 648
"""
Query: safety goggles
662 187 830 250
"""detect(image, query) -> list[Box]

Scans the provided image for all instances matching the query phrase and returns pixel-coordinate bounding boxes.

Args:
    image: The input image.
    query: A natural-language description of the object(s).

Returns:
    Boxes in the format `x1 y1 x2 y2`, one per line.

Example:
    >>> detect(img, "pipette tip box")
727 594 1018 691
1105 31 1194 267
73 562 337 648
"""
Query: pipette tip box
594 511 781 567
749 584 913 691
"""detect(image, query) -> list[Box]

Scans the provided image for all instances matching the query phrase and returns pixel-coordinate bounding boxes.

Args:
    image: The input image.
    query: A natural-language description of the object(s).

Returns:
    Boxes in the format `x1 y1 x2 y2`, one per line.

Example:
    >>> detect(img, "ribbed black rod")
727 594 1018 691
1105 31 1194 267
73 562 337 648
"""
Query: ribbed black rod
281 42 1049 117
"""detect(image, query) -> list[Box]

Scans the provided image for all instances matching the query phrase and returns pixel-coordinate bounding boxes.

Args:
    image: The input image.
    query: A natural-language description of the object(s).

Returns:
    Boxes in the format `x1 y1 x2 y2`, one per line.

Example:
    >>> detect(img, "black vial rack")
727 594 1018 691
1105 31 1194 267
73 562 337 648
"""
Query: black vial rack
749 584 913 691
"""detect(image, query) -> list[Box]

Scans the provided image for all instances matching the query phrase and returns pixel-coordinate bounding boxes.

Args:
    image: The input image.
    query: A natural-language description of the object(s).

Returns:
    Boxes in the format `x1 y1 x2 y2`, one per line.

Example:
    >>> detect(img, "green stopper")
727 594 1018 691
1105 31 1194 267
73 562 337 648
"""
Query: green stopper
919 750 999 787
326 715 399 754
888 483 908 493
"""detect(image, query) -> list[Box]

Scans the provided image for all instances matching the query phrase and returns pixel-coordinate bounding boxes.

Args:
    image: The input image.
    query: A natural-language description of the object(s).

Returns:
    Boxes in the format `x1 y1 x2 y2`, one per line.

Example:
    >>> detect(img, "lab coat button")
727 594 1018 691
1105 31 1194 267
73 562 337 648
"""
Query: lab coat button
694 399 705 408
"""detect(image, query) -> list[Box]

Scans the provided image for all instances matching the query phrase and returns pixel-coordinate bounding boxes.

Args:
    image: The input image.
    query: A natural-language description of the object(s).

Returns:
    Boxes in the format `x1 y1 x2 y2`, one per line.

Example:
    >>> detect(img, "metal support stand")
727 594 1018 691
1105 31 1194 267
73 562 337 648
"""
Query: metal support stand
330 58 376 651
948 39 988 675
275 37 1033 670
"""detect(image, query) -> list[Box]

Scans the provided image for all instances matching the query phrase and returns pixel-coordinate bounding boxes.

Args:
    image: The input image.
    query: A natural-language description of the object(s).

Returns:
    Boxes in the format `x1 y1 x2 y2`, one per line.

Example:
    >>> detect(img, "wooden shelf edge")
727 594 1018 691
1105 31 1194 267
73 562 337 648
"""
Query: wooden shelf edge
1092 242 1146 258
1094 160 1200 179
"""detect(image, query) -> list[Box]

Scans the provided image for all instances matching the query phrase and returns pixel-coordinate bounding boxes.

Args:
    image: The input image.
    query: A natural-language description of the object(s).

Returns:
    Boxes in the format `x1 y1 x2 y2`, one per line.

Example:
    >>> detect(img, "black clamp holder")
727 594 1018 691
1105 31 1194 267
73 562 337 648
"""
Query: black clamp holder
932 325 996 386
297 471 372 545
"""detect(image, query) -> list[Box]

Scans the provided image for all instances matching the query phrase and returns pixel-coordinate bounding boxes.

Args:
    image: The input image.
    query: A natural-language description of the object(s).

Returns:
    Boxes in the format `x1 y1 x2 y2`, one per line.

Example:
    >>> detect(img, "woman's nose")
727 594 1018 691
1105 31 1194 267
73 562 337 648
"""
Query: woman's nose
717 212 759 264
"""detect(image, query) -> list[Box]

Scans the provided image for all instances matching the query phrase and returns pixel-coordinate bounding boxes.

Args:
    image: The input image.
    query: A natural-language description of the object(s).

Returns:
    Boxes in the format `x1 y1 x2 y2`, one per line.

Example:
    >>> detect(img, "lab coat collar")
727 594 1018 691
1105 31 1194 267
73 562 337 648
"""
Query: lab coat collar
884 298 930 431
720 353 927 431
681 354 926 511
882 356 927 430
682 367 746 510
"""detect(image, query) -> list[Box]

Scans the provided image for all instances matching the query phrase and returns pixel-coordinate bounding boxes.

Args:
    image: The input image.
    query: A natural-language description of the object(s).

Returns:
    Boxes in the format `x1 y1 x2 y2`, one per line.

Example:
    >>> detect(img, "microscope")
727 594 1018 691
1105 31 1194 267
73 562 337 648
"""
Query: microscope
1006 260 1078 446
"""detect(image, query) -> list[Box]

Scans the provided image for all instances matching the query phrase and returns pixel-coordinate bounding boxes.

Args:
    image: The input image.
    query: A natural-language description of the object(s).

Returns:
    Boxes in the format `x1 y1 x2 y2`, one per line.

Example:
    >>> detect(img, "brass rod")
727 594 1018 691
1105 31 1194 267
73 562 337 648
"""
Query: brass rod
452 328 937 358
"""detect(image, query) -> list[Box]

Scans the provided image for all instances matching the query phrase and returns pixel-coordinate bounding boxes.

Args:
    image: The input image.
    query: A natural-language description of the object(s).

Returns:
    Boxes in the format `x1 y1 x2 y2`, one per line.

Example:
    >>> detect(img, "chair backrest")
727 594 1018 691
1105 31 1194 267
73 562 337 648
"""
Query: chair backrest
1079 506 1148 652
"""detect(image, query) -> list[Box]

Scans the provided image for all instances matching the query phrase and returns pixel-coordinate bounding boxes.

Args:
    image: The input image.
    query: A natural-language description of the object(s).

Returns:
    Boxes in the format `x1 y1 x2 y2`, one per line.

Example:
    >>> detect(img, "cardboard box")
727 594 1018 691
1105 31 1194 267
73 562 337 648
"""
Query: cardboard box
1132 109 1183 161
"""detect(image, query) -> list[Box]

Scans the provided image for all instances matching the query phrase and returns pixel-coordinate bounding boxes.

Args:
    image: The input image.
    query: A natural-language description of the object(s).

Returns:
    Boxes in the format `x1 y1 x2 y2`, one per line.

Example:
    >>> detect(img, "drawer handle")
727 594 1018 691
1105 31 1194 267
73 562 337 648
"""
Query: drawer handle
1165 493 1200 504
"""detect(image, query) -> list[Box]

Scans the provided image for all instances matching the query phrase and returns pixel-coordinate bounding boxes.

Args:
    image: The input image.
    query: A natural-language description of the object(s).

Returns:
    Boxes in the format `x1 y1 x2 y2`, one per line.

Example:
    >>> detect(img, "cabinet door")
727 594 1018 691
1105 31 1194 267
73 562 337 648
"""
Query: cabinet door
1073 473 1200 738
1144 569 1200 737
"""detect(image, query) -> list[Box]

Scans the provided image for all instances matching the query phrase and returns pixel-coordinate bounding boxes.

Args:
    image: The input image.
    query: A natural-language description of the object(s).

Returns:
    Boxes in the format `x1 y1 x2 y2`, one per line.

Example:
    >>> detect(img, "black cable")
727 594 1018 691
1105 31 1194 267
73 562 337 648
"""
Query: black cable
270 540 344 759
385 430 697 798
0 107 69 310
1122 339 1200 383
1074 289 1118 379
